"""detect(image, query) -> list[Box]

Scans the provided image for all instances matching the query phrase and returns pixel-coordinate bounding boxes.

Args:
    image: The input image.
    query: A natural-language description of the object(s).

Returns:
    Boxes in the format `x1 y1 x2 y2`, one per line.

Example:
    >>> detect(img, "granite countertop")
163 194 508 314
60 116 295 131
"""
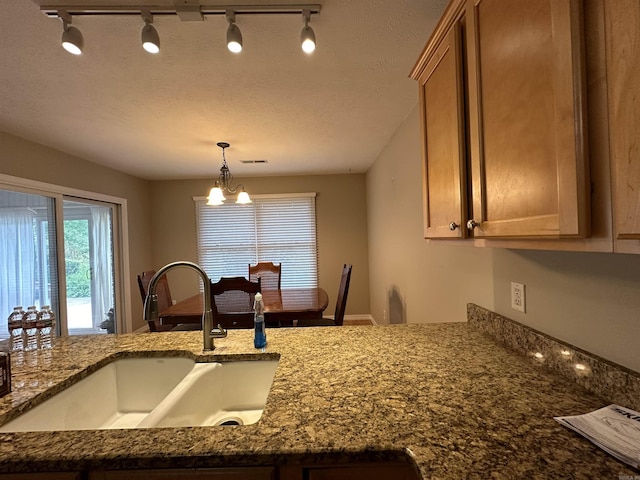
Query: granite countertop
0 323 636 478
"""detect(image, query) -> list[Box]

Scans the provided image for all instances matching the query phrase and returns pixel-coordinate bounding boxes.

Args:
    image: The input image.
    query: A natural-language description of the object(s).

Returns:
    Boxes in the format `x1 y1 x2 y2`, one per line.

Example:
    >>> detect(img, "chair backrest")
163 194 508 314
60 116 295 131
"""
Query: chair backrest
137 270 173 332
248 262 281 290
333 264 352 326
211 276 261 329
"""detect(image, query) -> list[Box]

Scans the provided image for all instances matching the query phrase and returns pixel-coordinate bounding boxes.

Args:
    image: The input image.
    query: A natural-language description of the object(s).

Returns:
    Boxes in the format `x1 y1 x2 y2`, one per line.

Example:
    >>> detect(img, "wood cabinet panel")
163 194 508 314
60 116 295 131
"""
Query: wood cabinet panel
418 23 468 239
605 0 640 245
475 1 558 219
412 0 591 244
306 464 419 480
89 467 275 480
0 474 83 480
465 0 590 238
279 462 420 480
475 0 614 252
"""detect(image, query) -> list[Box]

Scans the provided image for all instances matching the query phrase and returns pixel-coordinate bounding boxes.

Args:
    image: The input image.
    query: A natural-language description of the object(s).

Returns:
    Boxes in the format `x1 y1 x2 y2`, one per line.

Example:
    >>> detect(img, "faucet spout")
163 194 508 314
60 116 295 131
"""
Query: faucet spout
143 261 222 351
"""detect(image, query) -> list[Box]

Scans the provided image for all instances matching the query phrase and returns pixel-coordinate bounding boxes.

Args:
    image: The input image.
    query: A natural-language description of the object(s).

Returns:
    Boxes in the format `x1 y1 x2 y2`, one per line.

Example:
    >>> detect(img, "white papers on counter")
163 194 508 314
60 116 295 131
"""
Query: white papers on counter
555 404 640 469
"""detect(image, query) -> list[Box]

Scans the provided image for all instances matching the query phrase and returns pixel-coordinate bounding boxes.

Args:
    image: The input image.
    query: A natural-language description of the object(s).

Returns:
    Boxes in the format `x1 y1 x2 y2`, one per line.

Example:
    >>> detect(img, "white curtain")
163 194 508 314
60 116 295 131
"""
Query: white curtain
0 210 36 335
90 206 113 329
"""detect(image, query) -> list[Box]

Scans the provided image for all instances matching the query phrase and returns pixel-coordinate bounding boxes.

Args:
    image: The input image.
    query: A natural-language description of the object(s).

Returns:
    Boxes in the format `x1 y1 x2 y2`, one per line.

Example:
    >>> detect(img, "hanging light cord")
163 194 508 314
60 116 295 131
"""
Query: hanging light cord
218 144 238 193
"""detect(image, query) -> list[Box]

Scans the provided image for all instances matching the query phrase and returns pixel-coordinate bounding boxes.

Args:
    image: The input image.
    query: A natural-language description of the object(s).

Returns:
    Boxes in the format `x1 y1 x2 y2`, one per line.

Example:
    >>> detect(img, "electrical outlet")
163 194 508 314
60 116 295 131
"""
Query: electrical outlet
511 282 526 313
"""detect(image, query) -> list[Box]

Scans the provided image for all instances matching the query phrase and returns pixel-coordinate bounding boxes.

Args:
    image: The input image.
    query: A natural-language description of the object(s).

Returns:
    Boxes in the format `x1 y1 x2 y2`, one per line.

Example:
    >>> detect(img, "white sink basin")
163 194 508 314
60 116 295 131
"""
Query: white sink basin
0 356 278 432
139 360 279 428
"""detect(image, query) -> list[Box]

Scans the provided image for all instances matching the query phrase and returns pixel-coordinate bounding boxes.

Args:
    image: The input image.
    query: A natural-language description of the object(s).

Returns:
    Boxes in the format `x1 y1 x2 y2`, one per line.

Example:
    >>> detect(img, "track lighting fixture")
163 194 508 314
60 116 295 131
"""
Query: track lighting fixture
300 9 316 54
45 5 320 55
225 11 243 54
59 11 83 55
141 10 160 54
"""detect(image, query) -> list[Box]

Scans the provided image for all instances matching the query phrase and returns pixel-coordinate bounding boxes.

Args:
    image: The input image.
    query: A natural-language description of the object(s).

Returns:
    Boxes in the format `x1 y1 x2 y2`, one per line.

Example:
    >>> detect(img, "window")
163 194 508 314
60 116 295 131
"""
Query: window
0 174 129 338
195 193 318 288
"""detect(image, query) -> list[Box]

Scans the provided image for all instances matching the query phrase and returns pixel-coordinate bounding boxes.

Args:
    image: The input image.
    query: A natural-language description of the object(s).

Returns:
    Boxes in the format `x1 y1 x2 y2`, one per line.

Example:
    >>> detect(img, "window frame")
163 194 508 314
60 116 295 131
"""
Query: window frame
193 192 318 288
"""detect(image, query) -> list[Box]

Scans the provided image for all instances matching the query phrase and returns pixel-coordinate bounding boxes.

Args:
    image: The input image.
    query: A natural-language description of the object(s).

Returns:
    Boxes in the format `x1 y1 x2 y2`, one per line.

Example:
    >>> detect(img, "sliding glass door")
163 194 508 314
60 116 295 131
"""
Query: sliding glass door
0 190 58 337
0 186 122 338
63 199 115 335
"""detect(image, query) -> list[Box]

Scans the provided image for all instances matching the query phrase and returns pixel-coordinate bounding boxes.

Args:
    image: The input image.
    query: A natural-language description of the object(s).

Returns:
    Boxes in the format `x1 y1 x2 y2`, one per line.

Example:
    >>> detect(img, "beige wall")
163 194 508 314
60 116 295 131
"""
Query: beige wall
366 105 640 373
366 106 495 325
0 130 153 331
492 249 640 372
1 130 369 329
148 174 370 317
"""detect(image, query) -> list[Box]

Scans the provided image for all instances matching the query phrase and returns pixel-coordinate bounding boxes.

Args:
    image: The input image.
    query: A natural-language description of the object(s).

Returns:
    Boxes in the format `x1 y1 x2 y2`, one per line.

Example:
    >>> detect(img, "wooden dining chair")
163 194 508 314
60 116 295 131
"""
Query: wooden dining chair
137 270 199 332
211 276 262 329
248 262 281 291
298 264 352 327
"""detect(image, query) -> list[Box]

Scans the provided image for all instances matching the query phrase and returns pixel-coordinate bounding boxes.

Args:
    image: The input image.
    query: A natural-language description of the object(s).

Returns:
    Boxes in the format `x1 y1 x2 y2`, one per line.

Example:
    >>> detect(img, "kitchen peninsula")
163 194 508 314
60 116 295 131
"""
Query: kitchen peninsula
0 308 636 479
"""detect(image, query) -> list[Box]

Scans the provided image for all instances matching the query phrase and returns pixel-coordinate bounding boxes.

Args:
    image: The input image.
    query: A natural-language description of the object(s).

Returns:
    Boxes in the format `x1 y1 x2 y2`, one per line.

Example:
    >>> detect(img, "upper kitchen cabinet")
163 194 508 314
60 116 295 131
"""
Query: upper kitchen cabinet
413 2 467 239
466 0 590 238
413 0 591 241
604 0 640 253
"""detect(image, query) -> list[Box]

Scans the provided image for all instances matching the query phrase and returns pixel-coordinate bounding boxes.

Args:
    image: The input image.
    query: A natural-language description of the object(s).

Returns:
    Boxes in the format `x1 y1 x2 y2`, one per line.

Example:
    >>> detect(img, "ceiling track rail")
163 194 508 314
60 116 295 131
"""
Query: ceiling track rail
41 4 321 18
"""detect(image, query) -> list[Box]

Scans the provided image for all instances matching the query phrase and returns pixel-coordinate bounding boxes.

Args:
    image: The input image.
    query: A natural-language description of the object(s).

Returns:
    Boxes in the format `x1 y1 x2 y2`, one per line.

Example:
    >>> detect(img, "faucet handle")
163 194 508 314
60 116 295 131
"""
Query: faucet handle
211 323 228 338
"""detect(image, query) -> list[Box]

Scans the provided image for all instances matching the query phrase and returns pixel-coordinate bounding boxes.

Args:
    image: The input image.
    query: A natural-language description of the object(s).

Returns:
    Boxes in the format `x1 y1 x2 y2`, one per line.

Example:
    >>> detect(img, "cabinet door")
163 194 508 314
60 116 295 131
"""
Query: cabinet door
89 467 275 480
466 0 590 238
0 474 82 480
279 462 420 480
305 464 418 480
605 0 640 244
417 22 468 239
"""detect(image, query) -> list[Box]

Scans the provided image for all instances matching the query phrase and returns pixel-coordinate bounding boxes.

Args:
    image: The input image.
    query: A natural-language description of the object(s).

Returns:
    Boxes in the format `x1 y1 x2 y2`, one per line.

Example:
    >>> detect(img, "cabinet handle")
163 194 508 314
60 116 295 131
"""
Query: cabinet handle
449 222 459 231
466 219 480 230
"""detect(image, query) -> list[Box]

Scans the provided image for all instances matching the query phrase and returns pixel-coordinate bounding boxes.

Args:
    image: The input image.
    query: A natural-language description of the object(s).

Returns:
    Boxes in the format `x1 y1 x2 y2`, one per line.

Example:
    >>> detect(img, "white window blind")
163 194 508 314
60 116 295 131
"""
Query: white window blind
195 193 318 288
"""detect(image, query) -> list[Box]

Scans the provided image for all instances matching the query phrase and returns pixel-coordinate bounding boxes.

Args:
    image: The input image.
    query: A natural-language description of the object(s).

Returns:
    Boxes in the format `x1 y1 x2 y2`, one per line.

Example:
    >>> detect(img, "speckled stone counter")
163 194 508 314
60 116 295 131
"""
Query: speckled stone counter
468 303 640 413
0 322 637 478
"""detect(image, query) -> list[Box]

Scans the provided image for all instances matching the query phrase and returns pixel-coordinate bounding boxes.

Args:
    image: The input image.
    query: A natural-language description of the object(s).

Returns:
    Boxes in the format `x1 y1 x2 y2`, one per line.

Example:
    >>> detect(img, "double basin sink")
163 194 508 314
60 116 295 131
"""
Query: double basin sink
0 356 279 432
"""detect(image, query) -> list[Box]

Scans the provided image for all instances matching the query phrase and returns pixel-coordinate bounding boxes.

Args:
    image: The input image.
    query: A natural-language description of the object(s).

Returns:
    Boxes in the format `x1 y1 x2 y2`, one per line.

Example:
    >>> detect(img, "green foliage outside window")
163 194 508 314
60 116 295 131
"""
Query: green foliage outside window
64 219 91 298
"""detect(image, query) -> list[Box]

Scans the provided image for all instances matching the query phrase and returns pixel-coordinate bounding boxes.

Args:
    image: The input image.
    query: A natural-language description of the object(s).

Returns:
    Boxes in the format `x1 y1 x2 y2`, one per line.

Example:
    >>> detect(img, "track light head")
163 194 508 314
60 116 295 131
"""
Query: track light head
301 25 316 53
227 24 242 53
141 11 160 54
226 11 242 53
59 11 83 55
300 10 316 54
142 24 160 53
62 26 84 55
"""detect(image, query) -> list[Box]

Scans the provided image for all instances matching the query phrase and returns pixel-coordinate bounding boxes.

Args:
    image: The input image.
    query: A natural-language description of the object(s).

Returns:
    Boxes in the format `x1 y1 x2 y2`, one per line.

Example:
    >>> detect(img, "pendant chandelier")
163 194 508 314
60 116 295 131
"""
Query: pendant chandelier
207 142 252 206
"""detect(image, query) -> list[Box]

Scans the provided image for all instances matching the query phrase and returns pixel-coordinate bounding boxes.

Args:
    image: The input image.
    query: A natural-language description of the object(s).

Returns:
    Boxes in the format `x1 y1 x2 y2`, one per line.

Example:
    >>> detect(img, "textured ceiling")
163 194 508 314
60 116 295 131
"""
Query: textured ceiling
1 1 447 180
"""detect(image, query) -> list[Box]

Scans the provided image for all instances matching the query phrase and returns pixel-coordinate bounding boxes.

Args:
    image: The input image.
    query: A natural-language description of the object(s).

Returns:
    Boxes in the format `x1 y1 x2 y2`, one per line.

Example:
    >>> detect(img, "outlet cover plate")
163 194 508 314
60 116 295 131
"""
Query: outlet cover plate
511 282 526 313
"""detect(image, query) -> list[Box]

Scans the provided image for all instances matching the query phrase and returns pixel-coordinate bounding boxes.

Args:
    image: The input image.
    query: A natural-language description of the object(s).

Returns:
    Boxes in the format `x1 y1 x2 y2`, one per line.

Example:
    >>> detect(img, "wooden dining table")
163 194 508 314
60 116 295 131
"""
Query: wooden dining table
159 287 329 328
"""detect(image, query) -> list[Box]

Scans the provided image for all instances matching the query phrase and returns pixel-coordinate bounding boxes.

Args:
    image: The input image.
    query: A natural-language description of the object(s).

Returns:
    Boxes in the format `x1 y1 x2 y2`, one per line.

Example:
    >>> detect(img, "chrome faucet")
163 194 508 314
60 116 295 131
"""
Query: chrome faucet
143 261 227 351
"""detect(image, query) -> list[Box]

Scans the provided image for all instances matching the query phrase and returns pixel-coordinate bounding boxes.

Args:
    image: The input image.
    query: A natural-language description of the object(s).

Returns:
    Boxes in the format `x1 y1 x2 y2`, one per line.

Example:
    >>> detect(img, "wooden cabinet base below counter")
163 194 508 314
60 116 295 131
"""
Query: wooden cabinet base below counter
280 462 420 480
0 461 420 480
0 474 83 480
88 467 275 480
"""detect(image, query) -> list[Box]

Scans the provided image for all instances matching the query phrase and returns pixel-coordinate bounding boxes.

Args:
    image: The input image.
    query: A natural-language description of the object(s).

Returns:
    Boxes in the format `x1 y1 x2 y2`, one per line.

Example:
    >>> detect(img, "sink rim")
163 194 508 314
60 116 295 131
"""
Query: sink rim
0 350 281 431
